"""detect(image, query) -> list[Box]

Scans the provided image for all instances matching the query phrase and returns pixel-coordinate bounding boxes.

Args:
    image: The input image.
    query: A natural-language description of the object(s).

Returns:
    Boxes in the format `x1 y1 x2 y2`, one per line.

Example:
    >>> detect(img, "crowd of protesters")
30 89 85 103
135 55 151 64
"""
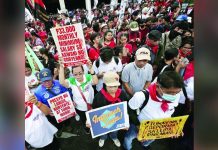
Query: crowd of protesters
25 0 194 149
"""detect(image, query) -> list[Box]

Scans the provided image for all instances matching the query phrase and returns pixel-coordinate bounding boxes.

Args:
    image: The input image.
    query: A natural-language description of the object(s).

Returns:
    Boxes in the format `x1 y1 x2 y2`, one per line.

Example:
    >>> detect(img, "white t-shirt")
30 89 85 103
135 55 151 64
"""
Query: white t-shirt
25 104 57 148
66 74 94 111
93 57 123 91
129 91 180 122
25 73 39 93
179 77 194 104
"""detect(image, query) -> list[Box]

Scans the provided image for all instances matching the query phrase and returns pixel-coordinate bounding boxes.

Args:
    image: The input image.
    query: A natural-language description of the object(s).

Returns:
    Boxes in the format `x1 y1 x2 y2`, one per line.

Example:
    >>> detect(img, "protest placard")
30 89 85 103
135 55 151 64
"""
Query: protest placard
86 102 129 138
138 115 189 141
50 23 88 67
48 92 76 123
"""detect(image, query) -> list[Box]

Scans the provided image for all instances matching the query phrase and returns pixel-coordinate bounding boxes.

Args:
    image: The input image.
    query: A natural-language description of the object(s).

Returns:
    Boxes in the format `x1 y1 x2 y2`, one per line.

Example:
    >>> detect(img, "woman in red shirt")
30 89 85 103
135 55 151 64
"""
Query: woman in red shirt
117 33 132 64
88 32 101 62
102 30 116 49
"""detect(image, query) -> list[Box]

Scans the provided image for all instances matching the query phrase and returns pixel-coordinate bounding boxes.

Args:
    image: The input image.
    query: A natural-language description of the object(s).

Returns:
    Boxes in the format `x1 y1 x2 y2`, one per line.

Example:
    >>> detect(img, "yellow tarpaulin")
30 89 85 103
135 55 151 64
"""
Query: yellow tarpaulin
138 115 189 141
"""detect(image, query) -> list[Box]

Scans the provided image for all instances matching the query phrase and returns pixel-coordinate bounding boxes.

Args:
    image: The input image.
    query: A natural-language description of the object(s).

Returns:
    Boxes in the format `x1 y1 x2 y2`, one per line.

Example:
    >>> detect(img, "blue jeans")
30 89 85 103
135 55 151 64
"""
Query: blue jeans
123 124 154 150
100 131 118 140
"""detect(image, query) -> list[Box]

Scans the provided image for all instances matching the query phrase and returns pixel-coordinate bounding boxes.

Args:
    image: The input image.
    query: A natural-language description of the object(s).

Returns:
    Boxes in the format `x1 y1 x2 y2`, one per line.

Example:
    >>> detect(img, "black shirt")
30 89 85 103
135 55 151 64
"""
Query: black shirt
92 90 129 109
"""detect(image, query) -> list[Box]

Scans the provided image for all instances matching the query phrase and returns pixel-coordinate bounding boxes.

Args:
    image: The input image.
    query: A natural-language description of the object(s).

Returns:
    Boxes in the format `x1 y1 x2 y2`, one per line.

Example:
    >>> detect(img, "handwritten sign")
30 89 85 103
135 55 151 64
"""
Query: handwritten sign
48 92 76 123
86 102 129 138
50 23 88 67
138 115 189 141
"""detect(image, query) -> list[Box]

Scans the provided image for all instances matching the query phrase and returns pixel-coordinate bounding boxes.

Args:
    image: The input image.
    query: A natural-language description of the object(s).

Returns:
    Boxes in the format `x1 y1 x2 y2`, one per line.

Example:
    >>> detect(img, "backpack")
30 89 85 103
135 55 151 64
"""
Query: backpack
128 90 150 126
95 56 119 68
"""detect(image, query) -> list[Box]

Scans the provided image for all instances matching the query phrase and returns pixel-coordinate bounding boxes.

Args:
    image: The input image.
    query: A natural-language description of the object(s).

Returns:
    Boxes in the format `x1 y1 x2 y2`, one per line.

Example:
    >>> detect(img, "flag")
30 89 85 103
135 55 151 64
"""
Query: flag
34 0 49 22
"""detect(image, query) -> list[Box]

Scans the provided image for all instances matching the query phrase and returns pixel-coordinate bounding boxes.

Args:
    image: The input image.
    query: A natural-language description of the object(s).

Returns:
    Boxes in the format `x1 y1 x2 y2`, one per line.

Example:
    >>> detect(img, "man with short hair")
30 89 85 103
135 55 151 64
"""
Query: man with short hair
123 71 184 150
121 47 153 97
93 47 123 92
34 68 69 135
161 21 189 52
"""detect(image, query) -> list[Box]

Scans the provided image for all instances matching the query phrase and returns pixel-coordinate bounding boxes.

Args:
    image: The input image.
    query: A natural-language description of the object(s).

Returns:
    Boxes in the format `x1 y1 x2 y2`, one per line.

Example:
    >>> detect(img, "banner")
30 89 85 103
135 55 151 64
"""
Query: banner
48 92 76 123
138 115 189 141
34 0 49 22
86 102 129 138
118 0 128 28
50 23 88 67
25 42 44 70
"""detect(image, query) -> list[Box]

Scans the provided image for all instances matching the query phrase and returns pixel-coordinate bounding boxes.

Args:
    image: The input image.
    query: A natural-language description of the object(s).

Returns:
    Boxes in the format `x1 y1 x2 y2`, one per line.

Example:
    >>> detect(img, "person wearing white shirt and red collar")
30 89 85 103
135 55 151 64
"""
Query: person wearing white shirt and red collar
123 71 184 150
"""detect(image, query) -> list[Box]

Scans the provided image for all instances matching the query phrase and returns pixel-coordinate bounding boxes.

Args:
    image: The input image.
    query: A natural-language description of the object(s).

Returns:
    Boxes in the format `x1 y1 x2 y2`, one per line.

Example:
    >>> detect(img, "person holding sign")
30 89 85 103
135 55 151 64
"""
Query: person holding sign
34 68 69 136
89 72 129 148
123 71 184 150
59 56 98 134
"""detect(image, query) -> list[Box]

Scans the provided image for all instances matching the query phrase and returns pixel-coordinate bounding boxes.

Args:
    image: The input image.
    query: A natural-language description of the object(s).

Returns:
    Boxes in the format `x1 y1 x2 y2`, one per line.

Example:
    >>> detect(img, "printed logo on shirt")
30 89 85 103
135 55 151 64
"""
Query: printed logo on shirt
43 92 50 99
84 85 89 92
53 86 61 94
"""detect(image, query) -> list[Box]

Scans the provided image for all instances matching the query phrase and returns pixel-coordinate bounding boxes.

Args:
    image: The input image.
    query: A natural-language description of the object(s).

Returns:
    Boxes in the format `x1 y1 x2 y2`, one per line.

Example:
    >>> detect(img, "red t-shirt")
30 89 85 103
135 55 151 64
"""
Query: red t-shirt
37 31 48 44
88 47 100 62
104 40 116 49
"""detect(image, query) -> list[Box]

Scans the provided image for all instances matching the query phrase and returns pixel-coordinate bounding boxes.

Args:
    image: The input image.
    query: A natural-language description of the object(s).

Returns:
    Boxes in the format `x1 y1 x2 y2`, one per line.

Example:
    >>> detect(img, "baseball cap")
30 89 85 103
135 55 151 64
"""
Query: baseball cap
135 47 151 61
129 21 139 31
148 30 162 41
103 72 120 87
142 7 149 14
176 14 188 21
39 68 53 82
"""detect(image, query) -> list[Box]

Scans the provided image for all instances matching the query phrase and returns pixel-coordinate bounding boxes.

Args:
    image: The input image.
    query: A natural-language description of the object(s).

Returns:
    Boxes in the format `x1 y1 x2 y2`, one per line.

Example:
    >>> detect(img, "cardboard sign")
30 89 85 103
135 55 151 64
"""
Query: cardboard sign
86 102 129 138
50 23 88 67
48 92 76 123
138 115 189 141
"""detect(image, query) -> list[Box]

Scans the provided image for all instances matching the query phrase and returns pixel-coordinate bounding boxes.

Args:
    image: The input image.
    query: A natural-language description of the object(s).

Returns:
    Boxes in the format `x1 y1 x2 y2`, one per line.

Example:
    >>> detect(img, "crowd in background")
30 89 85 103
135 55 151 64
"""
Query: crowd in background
25 0 194 149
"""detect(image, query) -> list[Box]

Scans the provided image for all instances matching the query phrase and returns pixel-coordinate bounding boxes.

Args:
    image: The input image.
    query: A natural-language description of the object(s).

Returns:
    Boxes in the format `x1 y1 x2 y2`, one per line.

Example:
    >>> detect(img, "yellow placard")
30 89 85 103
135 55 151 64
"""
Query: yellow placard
138 115 189 141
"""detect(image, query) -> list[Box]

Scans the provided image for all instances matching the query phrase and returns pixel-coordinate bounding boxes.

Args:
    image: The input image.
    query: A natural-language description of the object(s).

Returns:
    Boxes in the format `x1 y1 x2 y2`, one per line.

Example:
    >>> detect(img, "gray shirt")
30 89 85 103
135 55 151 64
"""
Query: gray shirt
121 62 153 94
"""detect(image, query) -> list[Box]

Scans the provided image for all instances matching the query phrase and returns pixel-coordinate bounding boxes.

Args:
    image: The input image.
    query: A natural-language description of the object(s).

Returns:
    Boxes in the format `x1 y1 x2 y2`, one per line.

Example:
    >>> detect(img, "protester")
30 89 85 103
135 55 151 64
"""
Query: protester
91 72 129 148
124 71 184 150
25 63 40 93
39 48 56 75
24 0 194 148
121 47 153 97
88 32 102 62
102 30 116 48
93 46 122 92
34 68 69 136
59 57 98 134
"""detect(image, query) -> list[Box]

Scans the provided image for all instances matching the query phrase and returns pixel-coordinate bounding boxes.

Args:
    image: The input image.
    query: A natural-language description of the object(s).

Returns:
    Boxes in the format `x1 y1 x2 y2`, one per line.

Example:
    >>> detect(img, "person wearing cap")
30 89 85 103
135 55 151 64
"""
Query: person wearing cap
123 71 184 150
121 47 153 97
58 57 98 134
34 68 69 135
128 21 142 52
90 72 129 148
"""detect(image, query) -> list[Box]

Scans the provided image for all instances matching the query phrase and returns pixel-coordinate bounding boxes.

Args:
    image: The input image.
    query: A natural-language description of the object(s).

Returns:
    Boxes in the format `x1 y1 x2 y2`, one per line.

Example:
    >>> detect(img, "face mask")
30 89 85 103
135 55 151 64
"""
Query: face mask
162 93 179 102
159 87 180 102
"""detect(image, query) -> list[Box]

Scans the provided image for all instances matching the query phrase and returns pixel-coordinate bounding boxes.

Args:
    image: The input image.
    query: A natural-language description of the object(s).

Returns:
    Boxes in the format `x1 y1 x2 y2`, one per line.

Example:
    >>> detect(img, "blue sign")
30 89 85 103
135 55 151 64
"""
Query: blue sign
86 102 129 138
